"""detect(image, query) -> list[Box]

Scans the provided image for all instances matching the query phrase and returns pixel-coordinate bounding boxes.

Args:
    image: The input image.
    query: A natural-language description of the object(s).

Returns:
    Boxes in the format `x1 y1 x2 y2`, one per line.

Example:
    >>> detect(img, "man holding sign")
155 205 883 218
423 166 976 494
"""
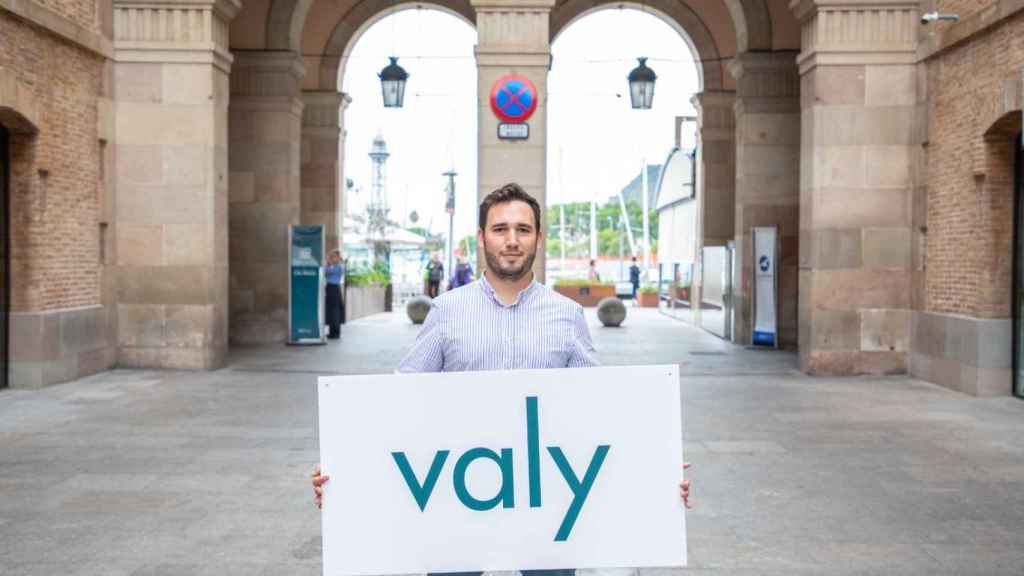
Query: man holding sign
312 183 689 574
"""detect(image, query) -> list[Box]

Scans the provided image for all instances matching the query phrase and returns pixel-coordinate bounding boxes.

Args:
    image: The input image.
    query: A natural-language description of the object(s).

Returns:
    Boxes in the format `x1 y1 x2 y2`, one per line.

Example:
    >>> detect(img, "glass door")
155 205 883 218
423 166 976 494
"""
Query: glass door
0 126 8 389
1014 131 1023 398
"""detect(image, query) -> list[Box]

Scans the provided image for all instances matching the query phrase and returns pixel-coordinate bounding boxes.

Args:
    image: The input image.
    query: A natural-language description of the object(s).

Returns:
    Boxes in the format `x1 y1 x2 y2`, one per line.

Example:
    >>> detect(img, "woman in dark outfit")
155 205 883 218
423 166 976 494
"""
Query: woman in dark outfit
324 249 344 339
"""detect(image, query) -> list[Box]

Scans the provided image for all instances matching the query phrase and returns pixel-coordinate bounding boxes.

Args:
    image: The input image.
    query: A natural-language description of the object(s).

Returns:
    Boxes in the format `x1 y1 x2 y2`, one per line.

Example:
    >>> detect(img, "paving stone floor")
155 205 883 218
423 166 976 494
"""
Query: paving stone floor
2 307 1024 575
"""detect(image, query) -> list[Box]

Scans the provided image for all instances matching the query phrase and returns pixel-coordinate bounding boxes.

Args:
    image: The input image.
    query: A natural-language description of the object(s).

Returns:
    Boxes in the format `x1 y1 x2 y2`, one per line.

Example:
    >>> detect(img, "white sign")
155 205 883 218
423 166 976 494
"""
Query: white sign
752 226 777 347
498 122 530 140
317 365 686 576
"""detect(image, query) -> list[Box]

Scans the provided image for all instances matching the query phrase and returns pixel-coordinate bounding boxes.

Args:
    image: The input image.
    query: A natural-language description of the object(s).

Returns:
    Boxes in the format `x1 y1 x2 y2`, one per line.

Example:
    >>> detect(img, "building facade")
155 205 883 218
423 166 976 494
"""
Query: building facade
0 0 1021 396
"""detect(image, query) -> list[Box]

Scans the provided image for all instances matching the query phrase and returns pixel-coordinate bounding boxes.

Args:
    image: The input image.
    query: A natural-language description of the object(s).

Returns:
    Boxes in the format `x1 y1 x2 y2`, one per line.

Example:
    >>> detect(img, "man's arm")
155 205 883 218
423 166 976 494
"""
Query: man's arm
567 305 599 368
397 301 445 372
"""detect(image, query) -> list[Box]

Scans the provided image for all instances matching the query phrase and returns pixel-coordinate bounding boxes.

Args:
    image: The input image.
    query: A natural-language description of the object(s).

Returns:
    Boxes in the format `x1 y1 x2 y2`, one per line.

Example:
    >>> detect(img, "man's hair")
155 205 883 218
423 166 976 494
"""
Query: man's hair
478 183 542 232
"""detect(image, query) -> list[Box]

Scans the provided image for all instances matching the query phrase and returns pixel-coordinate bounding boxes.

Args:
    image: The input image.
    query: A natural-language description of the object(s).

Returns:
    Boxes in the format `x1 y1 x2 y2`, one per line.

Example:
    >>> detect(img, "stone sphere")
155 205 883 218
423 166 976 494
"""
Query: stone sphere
597 297 627 327
406 296 432 324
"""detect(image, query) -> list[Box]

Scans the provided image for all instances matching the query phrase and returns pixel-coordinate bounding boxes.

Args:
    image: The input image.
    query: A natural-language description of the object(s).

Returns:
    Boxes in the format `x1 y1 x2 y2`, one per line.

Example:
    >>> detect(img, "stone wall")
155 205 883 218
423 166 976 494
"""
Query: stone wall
0 1 116 387
914 7 1023 395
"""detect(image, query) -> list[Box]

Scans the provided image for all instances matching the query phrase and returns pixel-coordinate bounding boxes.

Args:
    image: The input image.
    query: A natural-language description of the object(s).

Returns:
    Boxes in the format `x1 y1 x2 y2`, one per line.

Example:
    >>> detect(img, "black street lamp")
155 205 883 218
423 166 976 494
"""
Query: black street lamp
627 57 656 110
379 56 409 108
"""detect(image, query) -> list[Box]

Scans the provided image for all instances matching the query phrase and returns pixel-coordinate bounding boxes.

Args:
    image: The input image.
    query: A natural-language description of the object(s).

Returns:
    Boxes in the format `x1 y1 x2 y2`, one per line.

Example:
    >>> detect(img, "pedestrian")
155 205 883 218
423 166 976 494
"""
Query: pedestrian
449 254 474 290
629 256 641 301
324 249 344 340
588 259 601 283
312 183 690 574
425 253 444 298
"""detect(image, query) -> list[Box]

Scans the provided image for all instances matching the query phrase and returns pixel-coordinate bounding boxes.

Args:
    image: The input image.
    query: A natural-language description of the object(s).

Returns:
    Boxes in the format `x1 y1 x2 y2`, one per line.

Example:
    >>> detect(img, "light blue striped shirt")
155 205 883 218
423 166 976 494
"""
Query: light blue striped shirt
398 273 599 372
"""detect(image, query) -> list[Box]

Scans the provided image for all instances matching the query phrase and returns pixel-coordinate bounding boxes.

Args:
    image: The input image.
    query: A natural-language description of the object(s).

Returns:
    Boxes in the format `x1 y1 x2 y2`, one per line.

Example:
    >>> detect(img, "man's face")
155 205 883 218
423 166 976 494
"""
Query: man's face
478 200 540 282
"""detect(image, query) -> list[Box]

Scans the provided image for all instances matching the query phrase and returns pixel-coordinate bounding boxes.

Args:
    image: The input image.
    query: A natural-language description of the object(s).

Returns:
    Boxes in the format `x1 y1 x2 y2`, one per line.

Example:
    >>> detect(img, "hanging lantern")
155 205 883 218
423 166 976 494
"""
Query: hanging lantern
379 56 409 108
627 57 656 110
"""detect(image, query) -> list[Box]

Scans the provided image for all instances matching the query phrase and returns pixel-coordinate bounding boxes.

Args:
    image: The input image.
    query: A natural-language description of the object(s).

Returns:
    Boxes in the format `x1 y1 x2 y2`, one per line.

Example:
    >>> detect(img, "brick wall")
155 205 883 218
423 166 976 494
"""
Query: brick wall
0 10 104 312
925 11 1023 319
34 0 98 30
937 0 997 21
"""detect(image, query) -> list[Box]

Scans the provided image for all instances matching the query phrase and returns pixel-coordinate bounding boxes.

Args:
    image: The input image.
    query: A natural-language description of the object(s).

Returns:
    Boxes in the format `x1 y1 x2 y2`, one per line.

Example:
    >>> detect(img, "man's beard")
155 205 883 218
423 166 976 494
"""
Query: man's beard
484 244 537 282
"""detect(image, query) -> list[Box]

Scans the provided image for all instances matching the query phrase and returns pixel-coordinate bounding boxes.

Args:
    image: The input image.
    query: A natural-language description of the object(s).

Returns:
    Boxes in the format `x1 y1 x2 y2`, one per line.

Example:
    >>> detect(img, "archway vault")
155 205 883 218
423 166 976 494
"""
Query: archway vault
550 0 727 91
252 0 786 92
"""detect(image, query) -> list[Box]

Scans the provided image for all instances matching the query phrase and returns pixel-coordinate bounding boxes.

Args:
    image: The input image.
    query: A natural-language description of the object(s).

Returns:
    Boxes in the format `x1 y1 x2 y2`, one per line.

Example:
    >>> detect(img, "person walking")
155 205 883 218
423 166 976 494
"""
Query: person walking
324 249 344 339
425 253 444 298
312 183 690 575
587 259 601 283
449 254 475 290
629 256 641 301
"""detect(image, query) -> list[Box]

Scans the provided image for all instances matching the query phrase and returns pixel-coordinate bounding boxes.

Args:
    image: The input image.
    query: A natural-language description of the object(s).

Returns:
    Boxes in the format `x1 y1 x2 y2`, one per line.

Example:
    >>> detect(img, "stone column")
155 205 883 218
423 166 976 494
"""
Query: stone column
691 91 736 317
113 0 237 369
471 0 553 282
301 91 349 251
793 0 917 375
730 52 801 347
228 51 304 344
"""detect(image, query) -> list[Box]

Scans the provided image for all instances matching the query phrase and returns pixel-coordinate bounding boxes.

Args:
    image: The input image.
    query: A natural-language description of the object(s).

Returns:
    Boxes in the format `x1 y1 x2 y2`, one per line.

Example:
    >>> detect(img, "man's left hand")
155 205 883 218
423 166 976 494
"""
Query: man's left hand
678 462 692 509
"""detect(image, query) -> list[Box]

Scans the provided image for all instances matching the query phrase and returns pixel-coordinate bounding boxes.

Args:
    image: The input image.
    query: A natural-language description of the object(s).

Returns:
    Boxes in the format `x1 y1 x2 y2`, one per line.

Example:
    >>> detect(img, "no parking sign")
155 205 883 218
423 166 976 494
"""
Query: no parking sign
490 74 538 138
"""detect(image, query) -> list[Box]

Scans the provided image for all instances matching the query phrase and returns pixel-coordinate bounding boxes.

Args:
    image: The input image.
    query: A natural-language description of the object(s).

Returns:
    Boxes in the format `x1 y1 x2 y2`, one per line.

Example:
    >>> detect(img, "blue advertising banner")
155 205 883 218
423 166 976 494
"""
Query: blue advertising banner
289 225 325 344
752 227 777 347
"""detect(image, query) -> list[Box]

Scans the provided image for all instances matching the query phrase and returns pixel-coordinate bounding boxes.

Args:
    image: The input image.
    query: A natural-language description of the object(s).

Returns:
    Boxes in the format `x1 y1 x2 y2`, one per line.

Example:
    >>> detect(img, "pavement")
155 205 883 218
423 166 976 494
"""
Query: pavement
2 307 1024 575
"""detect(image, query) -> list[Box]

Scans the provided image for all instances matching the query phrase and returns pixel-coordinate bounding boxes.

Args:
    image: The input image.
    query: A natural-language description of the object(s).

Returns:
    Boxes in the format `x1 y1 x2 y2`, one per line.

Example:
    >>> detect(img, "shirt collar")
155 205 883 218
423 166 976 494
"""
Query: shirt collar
479 270 539 307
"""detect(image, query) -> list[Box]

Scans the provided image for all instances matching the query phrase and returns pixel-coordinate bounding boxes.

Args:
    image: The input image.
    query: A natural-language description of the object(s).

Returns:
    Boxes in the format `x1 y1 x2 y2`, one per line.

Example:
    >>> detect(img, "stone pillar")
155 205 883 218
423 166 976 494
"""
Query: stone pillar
691 91 736 317
472 0 553 282
793 0 917 375
113 0 237 369
228 51 304 344
301 91 349 251
730 52 801 347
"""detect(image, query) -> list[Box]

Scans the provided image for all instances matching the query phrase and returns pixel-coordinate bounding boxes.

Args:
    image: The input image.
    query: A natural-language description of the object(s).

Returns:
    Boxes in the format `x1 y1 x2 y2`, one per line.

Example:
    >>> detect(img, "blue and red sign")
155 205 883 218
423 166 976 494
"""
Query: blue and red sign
489 74 538 123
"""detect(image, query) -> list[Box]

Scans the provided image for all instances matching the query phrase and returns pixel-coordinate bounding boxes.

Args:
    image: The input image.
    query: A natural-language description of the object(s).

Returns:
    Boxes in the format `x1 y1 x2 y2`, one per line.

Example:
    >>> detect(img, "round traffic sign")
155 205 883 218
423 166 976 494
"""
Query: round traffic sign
489 74 538 123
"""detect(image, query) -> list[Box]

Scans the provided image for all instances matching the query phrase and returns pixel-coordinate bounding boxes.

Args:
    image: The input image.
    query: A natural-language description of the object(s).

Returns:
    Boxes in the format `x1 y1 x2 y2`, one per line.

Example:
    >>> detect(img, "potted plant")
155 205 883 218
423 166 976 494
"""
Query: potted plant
552 278 617 307
638 284 659 308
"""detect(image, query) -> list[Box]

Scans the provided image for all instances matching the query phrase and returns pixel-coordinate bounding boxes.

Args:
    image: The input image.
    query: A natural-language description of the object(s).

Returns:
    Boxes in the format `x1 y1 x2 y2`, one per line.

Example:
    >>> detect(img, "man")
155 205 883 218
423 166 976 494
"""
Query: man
426 253 444 298
312 183 690 573
629 256 641 301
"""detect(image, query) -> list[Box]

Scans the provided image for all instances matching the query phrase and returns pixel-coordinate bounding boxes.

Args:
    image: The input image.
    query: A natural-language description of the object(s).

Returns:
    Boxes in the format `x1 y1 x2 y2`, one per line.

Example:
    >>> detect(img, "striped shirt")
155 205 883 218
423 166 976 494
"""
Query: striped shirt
397 272 599 372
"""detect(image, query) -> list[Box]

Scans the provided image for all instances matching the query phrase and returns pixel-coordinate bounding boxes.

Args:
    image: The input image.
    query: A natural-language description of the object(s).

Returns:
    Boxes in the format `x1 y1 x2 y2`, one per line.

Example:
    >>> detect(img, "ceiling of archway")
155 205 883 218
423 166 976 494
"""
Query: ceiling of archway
231 0 800 91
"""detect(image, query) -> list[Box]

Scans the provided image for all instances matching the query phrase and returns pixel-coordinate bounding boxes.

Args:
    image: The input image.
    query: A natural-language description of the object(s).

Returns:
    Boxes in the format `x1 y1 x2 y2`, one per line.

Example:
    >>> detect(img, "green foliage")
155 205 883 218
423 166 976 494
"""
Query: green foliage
346 261 391 287
545 199 659 258
639 284 658 294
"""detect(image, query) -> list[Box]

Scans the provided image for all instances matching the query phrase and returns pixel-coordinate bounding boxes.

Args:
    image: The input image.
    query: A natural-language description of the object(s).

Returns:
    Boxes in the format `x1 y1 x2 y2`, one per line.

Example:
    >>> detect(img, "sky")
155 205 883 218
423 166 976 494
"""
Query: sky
341 7 699 242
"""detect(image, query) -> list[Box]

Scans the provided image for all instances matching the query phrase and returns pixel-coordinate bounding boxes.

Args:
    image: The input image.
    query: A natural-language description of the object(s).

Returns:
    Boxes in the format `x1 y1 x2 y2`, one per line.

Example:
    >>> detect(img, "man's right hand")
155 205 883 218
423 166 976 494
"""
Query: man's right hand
312 464 329 509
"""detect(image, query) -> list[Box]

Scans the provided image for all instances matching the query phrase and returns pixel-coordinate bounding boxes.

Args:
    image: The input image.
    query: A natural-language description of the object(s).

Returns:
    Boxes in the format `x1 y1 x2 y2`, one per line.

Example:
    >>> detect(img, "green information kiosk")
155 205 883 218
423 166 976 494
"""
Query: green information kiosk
289 225 325 344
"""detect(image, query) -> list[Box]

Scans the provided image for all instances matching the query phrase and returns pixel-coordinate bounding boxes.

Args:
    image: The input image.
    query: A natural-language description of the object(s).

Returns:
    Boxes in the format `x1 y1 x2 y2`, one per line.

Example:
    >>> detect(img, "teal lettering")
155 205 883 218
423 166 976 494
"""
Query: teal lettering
526 396 542 508
392 450 450 512
453 447 515 511
547 445 610 542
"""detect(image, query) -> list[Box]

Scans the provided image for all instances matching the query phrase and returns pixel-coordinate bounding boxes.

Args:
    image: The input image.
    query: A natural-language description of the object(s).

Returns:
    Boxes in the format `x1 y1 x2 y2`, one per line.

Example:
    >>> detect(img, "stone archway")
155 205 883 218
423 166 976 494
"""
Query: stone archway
0 69 40 388
550 0 726 92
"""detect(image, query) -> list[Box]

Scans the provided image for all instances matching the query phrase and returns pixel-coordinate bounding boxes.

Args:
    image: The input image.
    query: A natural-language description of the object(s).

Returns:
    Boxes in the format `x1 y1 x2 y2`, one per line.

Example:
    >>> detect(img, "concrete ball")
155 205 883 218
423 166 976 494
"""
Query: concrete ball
597 297 627 327
406 295 432 324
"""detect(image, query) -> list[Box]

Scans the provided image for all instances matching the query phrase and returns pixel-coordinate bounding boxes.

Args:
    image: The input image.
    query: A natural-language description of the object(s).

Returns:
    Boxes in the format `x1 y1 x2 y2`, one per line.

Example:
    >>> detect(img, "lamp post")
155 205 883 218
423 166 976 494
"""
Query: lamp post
627 57 656 110
443 170 456 283
379 57 409 108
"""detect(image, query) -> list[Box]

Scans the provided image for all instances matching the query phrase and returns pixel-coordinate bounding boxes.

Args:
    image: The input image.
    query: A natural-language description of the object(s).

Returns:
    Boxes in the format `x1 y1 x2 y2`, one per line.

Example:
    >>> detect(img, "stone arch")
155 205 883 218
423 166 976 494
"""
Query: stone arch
266 0 315 52
549 0 724 91
0 69 39 135
319 0 476 92
721 0 771 52
974 109 1021 318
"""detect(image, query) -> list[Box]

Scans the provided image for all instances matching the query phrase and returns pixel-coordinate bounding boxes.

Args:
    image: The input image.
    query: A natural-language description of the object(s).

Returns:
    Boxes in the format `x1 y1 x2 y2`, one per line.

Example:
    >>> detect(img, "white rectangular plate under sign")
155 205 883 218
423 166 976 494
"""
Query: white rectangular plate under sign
498 122 529 139
317 365 686 576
